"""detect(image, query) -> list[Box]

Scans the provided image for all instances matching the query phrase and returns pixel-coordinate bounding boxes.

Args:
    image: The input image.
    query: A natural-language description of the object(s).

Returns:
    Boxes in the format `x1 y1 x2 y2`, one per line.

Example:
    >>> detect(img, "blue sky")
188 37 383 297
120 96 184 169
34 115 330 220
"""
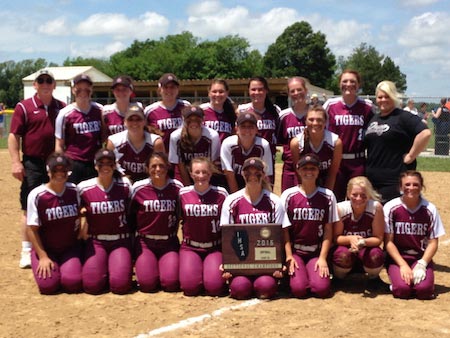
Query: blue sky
1 0 449 97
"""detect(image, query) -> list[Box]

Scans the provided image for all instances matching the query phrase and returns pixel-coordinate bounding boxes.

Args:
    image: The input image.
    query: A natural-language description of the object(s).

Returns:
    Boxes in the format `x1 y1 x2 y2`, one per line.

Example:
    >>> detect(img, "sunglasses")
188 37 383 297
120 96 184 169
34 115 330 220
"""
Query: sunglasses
127 117 144 122
37 77 54 84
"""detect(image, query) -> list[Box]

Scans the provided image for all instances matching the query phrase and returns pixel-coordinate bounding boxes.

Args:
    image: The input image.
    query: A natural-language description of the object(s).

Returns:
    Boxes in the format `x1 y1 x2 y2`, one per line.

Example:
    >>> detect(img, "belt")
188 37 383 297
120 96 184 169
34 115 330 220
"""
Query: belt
294 243 318 252
137 232 177 240
184 238 221 249
404 249 419 255
90 233 130 241
342 152 365 160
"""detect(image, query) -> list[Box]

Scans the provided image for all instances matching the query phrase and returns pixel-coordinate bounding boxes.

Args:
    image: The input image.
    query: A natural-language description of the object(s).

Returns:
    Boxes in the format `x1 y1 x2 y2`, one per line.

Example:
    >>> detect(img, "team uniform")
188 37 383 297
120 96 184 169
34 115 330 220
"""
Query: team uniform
179 185 228 296
168 126 220 183
277 108 306 191
10 94 66 209
280 186 339 298
108 130 162 182
55 102 104 184
332 200 384 277
200 102 234 143
27 183 82 294
324 97 374 201
384 197 445 299
144 99 191 152
78 177 133 294
365 108 428 203
237 103 280 179
102 103 126 136
220 189 287 299
130 178 184 292
220 135 273 190
294 129 339 186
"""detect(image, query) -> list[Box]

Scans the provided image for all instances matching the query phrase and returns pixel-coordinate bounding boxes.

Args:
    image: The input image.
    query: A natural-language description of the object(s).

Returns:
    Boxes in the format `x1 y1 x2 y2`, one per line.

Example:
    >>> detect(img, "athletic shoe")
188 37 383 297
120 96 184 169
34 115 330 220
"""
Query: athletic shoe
19 249 31 269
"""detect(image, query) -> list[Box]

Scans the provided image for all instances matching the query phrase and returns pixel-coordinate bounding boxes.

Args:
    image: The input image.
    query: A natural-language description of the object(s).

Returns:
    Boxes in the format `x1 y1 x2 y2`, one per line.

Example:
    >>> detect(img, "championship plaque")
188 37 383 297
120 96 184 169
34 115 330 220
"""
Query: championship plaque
221 223 283 276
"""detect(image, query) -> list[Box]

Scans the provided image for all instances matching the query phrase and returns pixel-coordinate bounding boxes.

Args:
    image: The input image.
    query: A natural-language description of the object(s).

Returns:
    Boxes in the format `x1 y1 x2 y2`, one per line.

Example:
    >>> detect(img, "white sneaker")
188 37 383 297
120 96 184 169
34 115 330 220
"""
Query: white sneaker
19 249 31 269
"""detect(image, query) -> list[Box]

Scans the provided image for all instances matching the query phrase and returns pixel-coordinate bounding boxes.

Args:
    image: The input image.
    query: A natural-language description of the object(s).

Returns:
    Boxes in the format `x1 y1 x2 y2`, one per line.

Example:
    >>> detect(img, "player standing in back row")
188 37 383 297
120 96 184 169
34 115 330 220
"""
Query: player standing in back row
323 70 374 201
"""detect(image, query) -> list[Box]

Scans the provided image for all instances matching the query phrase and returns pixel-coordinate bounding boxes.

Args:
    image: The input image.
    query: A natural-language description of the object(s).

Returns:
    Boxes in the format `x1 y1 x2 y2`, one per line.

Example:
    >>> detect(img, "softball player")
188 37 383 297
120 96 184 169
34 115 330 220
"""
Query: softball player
78 149 133 294
55 74 104 184
107 104 164 183
220 157 287 300
144 73 190 152
103 75 142 136
168 106 220 186
201 79 236 143
323 70 374 201
237 77 280 181
179 157 228 296
332 176 385 282
290 106 342 191
26 153 82 294
281 154 339 298
220 112 273 193
277 77 307 191
130 152 183 292
384 171 445 299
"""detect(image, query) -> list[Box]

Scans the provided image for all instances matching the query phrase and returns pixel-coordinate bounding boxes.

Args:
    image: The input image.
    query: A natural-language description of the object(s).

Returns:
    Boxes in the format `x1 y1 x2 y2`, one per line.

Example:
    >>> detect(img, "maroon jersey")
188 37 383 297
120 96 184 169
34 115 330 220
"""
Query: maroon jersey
180 185 228 247
384 197 445 258
102 103 126 136
278 107 306 168
78 177 132 236
108 130 162 182
200 102 234 143
144 99 190 151
55 102 103 161
280 186 339 255
10 94 65 159
27 183 80 254
220 189 286 225
295 129 339 183
338 200 380 238
130 178 183 236
324 97 373 155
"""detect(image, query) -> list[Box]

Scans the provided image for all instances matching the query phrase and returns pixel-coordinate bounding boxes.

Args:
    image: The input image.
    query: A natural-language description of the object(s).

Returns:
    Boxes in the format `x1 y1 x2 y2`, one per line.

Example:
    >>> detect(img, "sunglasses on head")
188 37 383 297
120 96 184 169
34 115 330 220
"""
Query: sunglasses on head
37 77 54 84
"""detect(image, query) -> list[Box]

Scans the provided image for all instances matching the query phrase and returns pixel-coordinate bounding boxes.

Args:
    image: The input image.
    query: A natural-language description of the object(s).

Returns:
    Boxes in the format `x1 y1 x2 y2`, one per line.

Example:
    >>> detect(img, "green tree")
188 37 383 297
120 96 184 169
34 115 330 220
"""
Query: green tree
63 57 114 77
263 21 336 88
338 43 407 94
0 58 51 107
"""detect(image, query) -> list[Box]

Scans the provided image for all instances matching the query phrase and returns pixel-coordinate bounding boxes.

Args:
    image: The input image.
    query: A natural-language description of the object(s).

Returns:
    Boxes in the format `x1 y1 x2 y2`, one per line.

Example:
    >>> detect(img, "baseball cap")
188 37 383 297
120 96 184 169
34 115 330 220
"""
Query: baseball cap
94 148 116 165
237 112 258 126
182 106 204 119
72 74 93 86
242 157 265 172
35 69 55 81
111 75 133 90
46 153 72 172
311 93 318 99
158 73 179 87
296 153 321 169
125 104 145 120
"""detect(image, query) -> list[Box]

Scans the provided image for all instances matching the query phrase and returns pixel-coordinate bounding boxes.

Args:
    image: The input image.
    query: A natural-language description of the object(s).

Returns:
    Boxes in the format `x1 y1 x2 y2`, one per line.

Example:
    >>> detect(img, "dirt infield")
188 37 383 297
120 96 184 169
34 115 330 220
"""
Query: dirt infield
1 149 450 338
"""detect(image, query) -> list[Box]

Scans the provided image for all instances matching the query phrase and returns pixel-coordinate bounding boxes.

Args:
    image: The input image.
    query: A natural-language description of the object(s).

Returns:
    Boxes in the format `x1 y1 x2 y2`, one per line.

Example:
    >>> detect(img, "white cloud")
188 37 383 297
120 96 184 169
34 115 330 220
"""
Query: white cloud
38 18 70 36
75 12 170 40
398 12 448 47
398 0 440 6
70 41 126 59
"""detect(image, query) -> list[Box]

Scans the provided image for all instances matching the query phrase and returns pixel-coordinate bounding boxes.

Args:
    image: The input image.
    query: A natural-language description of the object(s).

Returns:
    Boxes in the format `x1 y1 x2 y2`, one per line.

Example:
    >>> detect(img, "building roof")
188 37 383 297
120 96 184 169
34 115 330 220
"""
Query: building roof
22 66 113 84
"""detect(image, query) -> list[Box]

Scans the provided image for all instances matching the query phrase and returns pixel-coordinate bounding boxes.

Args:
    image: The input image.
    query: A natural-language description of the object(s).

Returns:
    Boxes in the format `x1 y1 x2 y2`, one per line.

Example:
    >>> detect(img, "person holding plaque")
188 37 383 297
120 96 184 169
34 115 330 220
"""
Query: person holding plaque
179 157 228 296
281 153 339 298
220 157 287 299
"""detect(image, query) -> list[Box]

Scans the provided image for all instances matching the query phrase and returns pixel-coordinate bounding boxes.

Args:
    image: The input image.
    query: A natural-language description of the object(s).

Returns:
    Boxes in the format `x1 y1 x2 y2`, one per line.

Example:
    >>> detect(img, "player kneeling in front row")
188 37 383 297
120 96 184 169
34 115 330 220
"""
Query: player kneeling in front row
281 153 338 298
384 171 445 300
220 157 287 299
27 153 82 294
331 176 385 286
78 149 133 294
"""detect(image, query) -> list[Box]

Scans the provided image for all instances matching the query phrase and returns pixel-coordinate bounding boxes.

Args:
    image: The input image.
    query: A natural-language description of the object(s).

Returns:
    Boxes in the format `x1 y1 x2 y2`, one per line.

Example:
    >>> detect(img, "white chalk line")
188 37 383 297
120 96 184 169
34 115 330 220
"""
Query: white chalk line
441 239 450 246
134 298 262 337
